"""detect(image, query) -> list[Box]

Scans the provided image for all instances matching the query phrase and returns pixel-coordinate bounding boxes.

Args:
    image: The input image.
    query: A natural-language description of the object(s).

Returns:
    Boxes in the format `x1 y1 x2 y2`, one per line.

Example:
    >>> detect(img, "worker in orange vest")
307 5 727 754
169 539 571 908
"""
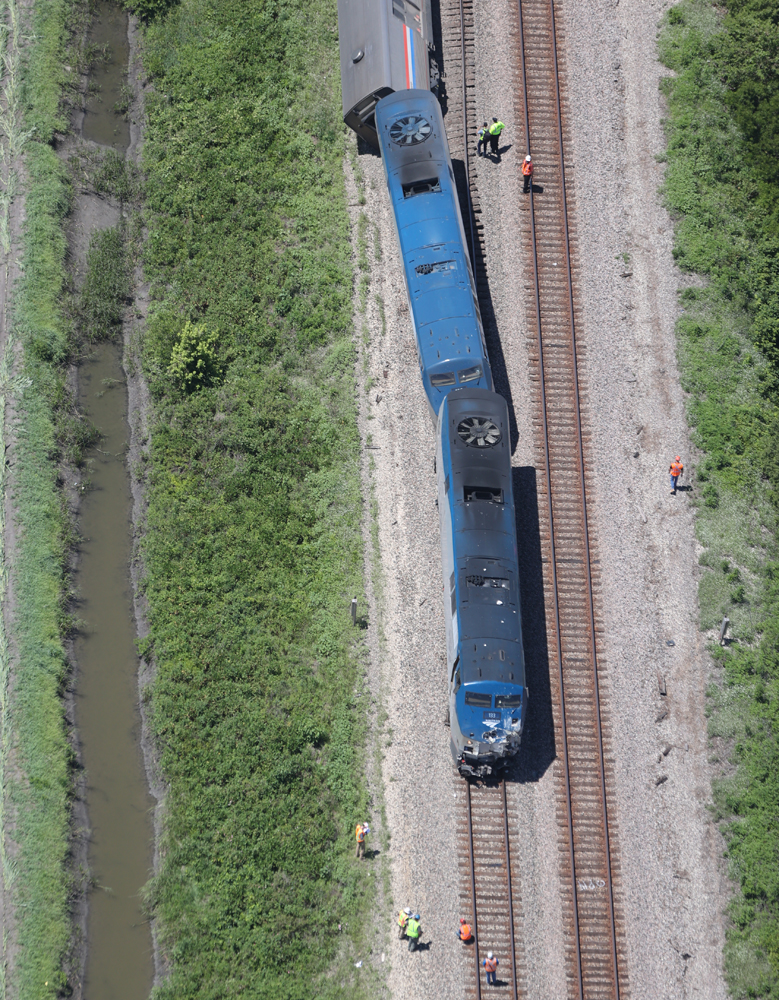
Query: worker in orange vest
669 456 684 494
522 154 534 193
355 822 369 859
482 951 499 985
398 907 412 939
458 917 473 943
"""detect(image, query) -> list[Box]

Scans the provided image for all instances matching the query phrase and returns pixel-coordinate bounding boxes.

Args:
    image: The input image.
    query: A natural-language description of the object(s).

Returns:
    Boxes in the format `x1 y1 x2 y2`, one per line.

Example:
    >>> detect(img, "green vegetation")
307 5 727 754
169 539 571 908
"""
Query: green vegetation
659 1 779 994
79 225 128 342
133 1 379 997
5 0 91 996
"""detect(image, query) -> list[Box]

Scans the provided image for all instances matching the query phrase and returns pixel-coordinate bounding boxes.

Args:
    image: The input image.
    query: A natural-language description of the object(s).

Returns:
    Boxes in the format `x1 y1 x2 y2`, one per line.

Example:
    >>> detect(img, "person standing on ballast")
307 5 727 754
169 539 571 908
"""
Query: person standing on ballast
488 117 505 158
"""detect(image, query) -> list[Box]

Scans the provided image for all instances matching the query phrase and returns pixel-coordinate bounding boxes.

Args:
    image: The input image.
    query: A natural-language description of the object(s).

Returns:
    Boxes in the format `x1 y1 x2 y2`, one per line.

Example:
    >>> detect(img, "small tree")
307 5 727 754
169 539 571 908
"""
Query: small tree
167 321 220 392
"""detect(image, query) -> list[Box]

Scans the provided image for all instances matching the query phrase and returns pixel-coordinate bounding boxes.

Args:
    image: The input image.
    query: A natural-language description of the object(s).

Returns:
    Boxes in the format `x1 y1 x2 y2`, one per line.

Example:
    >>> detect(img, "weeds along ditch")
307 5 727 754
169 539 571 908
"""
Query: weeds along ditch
659 1 779 994
4 0 99 997
128 0 379 997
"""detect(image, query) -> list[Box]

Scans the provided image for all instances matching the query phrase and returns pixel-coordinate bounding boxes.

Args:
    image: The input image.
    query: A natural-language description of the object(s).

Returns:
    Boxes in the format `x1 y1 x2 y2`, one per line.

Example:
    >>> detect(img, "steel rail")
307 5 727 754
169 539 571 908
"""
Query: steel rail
514 1 583 997
458 0 478 269
465 781 482 1000
546 1 621 994
501 781 518 1000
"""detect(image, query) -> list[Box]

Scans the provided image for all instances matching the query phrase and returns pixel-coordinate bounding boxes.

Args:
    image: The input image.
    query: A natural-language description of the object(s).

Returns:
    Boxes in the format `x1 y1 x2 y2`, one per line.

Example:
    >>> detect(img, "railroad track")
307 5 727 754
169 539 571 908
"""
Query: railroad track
455 778 527 1000
516 0 630 996
437 0 630 996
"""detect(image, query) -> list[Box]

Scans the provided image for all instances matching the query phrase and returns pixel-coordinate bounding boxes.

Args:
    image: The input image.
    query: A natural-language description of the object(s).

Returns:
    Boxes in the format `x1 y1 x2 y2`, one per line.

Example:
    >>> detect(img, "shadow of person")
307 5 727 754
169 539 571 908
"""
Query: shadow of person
498 143 512 158
415 941 432 952
530 183 544 194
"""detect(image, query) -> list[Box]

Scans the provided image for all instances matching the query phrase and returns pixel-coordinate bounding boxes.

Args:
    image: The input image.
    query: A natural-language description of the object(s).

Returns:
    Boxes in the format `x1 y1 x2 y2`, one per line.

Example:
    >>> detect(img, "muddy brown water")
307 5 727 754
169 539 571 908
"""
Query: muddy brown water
82 1 130 150
75 4 154 999
76 346 154 1000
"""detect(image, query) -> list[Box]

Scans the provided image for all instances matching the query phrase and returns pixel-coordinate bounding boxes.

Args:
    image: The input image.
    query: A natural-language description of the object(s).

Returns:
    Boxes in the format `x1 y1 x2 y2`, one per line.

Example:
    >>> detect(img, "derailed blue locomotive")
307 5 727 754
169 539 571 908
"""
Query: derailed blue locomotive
375 90 493 414
436 388 526 777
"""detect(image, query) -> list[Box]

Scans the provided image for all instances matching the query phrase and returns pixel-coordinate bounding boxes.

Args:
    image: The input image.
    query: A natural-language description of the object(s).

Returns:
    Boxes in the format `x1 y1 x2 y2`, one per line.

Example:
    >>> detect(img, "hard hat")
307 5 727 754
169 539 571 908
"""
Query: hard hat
525 154 532 161
483 121 488 126
404 907 412 915
487 951 493 959
460 917 466 924
675 455 681 461
493 117 498 122
414 914 420 920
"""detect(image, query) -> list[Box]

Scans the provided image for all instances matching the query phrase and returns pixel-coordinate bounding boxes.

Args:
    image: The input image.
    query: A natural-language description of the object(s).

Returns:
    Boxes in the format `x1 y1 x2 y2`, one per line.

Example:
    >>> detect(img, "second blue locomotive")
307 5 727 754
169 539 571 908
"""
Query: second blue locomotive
375 90 493 414
437 388 527 777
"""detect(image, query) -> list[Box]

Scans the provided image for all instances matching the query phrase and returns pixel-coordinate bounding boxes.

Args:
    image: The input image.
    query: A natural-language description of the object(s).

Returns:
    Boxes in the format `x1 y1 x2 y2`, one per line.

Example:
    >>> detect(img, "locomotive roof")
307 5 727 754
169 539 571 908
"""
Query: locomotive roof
441 389 525 687
459 638 524 688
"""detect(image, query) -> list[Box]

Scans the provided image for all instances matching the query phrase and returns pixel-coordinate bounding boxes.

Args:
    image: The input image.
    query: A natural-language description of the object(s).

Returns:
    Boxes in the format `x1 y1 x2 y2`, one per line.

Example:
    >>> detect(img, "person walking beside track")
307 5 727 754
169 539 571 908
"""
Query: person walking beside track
355 821 370 859
488 117 505 157
522 154 533 193
482 951 499 985
477 122 489 156
669 455 684 494
398 907 412 939
406 913 422 952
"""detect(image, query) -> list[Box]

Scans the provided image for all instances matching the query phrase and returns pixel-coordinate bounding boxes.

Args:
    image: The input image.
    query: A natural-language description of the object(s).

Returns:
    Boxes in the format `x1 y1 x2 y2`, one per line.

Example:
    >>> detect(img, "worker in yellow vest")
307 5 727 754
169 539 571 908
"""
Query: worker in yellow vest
488 117 505 157
406 913 422 952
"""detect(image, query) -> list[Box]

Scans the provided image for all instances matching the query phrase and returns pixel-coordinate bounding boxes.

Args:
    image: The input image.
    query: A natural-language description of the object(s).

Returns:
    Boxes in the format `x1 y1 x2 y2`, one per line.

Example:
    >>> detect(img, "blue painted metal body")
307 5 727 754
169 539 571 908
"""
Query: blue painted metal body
375 89 493 414
436 388 526 777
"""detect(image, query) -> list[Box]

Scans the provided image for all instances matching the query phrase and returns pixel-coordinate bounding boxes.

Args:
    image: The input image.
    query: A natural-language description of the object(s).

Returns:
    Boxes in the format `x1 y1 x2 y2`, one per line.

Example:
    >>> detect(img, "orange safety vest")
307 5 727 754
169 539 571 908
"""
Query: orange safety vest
459 923 472 940
484 956 498 973
670 461 683 477
356 824 365 843
398 911 409 928
522 159 533 176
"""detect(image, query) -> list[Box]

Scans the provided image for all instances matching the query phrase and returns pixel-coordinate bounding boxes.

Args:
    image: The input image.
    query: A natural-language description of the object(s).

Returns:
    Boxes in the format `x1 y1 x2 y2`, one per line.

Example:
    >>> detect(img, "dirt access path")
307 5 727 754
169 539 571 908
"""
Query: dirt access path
349 0 731 997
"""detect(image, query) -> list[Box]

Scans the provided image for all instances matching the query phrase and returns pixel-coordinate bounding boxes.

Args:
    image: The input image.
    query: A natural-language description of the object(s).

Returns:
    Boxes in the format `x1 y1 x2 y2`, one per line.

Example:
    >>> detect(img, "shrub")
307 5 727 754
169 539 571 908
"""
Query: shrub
166 320 219 391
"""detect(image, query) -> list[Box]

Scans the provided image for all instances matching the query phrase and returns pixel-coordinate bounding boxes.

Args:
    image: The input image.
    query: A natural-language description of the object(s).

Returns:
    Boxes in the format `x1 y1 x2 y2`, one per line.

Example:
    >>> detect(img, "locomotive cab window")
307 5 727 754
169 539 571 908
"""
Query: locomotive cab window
495 693 523 708
402 178 441 197
431 372 456 386
464 486 503 503
464 691 492 707
458 365 482 383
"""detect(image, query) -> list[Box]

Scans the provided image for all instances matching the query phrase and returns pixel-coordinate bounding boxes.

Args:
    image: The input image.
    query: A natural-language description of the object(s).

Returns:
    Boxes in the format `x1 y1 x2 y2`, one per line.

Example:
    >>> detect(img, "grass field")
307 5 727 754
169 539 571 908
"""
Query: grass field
130 0 381 996
659 1 779 994
5 0 92 996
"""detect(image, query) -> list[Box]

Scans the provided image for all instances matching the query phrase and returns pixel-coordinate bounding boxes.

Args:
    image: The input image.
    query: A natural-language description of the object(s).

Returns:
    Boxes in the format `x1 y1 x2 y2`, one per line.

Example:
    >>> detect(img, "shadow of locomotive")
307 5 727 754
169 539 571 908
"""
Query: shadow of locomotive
506 466 557 785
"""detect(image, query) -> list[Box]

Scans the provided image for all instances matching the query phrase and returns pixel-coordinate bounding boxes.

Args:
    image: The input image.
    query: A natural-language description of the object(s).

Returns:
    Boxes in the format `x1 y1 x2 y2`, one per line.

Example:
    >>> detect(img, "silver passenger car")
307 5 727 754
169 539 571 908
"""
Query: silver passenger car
337 0 438 145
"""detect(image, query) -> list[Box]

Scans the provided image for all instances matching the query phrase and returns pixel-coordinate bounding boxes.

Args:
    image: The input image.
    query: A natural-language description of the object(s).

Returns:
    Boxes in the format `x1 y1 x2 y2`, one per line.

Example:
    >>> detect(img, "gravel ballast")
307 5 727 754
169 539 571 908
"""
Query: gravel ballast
347 0 730 995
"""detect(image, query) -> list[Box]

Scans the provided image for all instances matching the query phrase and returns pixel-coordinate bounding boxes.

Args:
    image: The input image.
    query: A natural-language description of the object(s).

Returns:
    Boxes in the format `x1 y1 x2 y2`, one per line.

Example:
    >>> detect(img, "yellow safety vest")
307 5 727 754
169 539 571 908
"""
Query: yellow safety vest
406 918 421 939
489 121 505 136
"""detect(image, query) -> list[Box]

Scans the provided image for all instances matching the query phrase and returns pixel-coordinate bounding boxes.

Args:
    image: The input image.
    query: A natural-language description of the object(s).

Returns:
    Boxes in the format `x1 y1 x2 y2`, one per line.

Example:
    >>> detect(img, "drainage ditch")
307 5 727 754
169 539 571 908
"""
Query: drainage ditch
72 4 153 998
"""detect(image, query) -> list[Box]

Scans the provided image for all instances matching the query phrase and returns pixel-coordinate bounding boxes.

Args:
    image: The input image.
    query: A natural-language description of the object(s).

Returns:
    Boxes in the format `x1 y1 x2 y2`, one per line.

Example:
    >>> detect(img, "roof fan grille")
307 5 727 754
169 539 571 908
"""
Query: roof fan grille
457 416 501 448
389 115 432 146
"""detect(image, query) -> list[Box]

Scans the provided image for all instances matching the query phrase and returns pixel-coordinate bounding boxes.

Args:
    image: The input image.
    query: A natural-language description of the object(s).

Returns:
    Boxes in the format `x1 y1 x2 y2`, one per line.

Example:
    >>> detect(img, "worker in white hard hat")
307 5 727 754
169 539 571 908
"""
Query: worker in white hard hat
482 950 499 985
522 154 534 193
397 907 412 939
